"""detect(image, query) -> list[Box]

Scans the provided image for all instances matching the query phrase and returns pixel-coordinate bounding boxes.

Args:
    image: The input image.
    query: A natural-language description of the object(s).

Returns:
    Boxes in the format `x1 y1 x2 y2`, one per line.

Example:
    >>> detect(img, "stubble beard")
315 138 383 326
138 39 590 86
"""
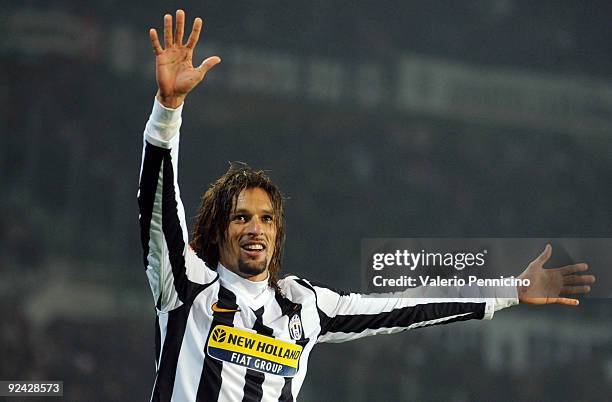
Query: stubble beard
237 257 268 278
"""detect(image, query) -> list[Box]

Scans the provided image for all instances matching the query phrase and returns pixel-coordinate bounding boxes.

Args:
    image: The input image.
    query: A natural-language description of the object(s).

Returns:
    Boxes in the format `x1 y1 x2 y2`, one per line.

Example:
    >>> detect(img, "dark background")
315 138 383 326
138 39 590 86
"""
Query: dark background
1 1 611 401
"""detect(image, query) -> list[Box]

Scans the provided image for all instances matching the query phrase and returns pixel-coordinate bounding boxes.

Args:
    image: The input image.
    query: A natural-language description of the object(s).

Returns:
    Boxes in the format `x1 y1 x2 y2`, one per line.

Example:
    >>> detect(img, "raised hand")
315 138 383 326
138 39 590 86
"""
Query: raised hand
517 244 596 306
149 9 221 108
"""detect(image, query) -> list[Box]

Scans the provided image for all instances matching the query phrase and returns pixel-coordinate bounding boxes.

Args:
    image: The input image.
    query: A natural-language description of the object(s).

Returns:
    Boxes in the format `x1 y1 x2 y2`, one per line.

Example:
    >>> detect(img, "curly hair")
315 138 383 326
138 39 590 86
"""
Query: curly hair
190 162 286 292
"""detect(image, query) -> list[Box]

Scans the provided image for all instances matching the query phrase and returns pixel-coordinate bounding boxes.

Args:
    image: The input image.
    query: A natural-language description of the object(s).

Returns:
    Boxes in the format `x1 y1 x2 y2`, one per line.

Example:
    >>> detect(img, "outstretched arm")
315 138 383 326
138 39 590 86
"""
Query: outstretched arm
300 277 514 344
138 10 221 311
304 245 594 343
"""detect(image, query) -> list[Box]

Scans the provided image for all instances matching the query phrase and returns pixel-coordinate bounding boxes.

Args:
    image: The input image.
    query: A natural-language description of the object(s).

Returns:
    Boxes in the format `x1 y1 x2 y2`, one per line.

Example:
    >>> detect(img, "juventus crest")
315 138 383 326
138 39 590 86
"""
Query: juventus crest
288 313 303 340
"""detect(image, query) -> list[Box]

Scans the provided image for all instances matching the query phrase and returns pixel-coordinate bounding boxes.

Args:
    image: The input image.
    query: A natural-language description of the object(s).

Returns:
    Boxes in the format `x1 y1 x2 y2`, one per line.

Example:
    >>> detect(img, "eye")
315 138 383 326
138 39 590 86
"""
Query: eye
263 215 274 223
233 214 247 222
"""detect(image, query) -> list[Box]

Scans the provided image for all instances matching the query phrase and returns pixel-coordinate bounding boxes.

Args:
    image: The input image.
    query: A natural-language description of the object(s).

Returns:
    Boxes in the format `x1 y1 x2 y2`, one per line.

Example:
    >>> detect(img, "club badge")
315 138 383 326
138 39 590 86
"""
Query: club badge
288 313 303 340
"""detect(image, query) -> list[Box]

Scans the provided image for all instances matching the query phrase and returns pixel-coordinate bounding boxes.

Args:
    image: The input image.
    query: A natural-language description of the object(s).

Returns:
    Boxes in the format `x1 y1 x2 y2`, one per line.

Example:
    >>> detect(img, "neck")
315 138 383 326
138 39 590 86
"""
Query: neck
243 270 269 283
217 264 271 299
219 259 269 283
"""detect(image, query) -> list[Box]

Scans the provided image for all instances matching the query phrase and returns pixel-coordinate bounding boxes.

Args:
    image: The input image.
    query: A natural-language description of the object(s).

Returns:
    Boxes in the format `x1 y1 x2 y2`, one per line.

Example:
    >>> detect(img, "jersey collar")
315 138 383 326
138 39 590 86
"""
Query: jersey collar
217 263 270 301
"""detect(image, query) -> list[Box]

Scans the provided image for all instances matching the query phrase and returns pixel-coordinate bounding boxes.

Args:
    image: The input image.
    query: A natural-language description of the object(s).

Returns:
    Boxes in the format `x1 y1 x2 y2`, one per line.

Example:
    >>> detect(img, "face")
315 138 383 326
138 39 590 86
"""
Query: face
218 187 277 282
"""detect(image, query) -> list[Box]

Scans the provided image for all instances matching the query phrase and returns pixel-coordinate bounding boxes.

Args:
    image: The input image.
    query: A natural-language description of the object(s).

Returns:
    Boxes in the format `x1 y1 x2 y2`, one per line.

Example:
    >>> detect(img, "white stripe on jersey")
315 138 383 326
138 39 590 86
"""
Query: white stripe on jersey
171 288 217 401
217 300 248 402
157 312 169 368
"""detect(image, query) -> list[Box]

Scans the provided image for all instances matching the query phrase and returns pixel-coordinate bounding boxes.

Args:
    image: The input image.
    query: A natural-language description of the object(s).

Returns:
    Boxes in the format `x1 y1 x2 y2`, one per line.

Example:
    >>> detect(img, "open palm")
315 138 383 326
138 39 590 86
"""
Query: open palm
517 244 595 306
149 10 220 108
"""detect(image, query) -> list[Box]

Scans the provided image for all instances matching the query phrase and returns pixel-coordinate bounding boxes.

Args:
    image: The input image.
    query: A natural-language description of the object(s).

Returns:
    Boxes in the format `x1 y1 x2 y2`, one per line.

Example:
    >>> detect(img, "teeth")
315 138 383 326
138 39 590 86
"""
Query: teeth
243 244 264 250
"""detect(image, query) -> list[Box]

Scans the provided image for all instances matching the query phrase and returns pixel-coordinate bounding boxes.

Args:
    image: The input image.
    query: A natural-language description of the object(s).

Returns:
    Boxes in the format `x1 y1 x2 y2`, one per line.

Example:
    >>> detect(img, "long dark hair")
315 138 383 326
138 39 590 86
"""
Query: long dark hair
190 162 286 292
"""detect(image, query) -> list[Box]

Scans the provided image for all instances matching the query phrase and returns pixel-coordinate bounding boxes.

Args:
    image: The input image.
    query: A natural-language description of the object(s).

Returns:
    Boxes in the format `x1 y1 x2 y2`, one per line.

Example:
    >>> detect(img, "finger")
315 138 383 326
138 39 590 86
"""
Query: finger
522 296 579 306
560 285 591 294
532 244 552 266
553 263 588 275
563 274 596 285
149 29 163 55
196 56 221 74
186 17 203 49
175 9 185 45
551 297 580 306
164 13 173 48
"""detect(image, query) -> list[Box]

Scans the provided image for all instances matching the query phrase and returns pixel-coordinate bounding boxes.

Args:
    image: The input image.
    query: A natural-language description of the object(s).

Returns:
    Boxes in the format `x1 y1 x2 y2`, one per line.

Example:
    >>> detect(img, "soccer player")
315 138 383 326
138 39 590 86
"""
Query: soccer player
138 10 595 402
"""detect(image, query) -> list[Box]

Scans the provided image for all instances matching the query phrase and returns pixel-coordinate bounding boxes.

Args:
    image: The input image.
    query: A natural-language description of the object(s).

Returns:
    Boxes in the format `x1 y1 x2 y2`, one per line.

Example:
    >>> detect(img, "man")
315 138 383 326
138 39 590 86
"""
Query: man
138 10 595 402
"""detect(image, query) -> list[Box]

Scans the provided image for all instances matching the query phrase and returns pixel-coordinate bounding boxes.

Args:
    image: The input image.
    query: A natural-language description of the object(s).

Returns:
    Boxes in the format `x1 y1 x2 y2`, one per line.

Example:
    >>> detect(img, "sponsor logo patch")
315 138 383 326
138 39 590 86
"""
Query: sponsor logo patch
211 302 240 313
207 325 303 377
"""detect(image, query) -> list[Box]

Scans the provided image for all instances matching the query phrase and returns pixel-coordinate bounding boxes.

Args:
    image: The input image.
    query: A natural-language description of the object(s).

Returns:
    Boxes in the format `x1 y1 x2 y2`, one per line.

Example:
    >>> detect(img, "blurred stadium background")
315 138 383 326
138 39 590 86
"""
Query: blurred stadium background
1 1 611 401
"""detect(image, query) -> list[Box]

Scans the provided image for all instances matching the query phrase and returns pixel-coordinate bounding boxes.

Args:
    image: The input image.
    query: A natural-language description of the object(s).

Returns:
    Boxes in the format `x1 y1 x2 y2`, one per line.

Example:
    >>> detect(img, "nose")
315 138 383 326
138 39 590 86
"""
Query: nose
245 216 264 236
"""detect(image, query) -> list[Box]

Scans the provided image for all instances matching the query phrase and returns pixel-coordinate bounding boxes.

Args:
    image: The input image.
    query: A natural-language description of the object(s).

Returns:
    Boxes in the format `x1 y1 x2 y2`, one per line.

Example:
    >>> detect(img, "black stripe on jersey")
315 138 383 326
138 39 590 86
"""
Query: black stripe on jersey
279 378 293 402
138 142 165 269
306 279 350 296
151 303 190 402
274 291 301 317
242 307 274 402
296 279 486 336
197 285 239 401
161 150 211 304
319 302 486 336
252 307 274 337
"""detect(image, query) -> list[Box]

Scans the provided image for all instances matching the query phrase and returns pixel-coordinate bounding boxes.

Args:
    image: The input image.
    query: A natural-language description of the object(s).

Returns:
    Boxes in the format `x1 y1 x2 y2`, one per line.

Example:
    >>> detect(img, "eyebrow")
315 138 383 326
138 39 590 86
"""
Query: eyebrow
233 208 274 215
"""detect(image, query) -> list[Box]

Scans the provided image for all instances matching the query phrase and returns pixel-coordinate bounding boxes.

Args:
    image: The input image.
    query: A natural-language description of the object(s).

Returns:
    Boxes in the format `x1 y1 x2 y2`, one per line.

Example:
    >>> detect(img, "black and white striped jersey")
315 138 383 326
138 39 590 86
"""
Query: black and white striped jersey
138 99 518 402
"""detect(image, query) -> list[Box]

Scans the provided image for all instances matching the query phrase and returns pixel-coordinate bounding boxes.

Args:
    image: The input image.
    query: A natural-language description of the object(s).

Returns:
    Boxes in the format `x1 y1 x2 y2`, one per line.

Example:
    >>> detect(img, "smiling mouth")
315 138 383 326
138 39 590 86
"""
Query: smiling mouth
241 243 266 256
